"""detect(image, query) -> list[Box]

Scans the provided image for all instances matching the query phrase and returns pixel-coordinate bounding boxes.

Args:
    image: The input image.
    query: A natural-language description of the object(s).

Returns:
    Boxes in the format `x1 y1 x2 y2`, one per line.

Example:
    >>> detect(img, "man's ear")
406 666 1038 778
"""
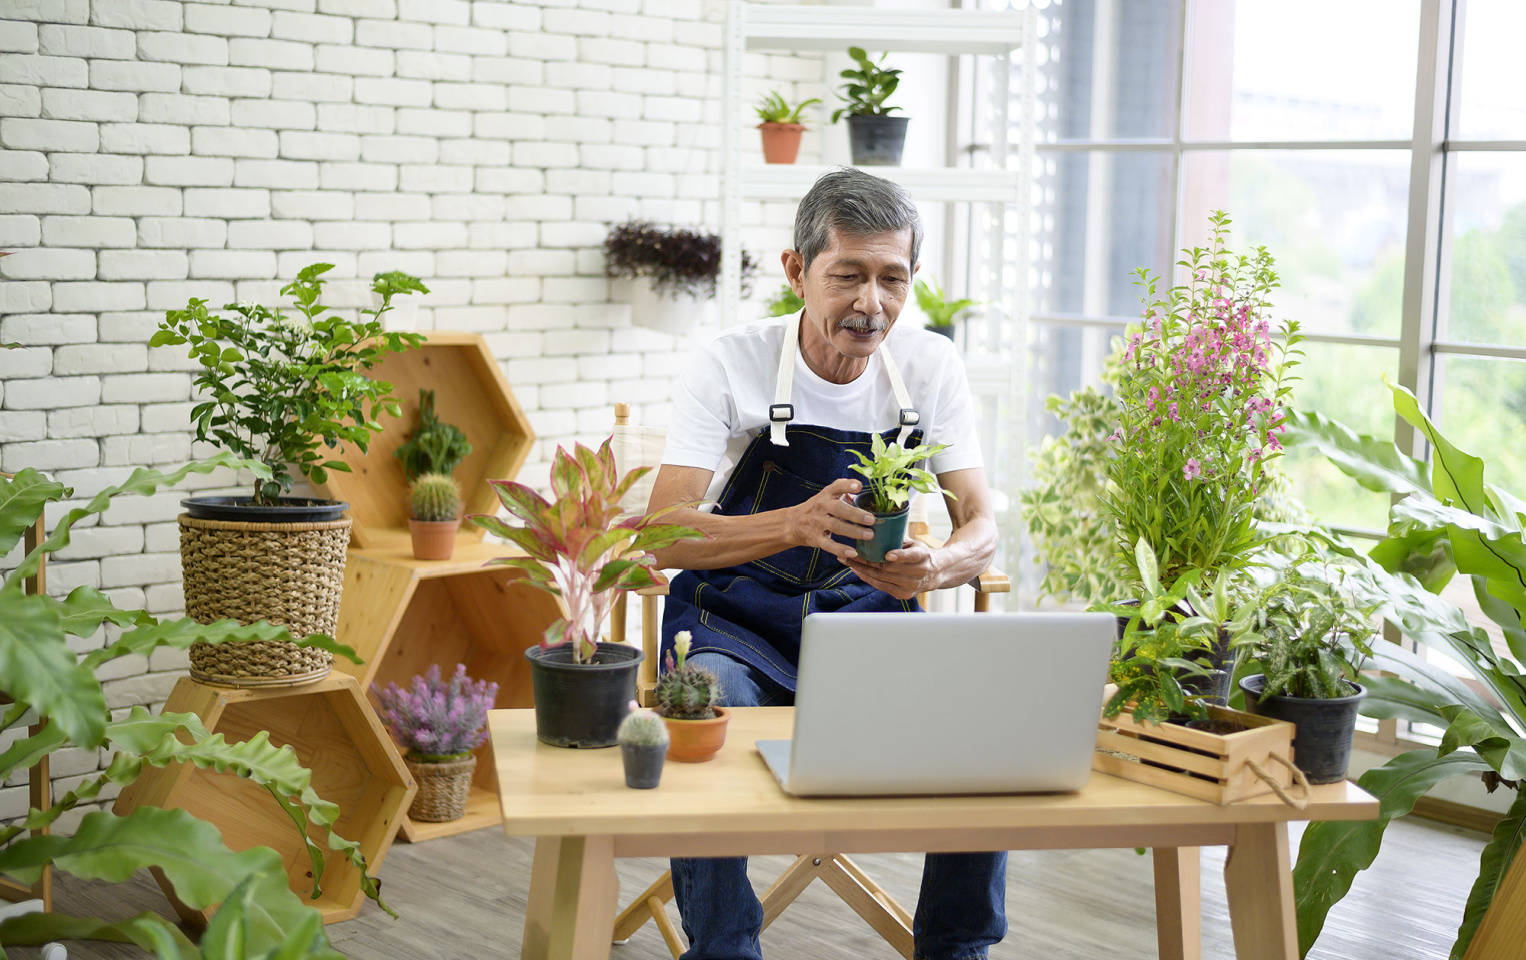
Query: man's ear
781 248 806 294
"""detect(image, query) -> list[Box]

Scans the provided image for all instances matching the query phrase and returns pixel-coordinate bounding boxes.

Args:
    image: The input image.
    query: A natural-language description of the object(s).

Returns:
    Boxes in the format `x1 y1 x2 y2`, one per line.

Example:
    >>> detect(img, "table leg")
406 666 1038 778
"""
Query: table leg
522 836 619 960
1152 846 1201 960
1223 823 1298 960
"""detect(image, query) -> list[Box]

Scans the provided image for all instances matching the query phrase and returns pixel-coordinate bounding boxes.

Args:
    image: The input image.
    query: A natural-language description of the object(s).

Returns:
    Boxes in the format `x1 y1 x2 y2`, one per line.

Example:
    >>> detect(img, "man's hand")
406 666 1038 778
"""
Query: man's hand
787 478 874 561
845 538 941 600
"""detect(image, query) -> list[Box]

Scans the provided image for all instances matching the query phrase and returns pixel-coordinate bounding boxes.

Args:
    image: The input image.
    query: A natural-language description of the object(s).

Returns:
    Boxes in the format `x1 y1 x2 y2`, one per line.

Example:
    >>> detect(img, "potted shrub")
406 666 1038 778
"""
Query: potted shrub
915 276 983 340
845 433 952 563
832 46 907 166
394 388 472 481
617 701 670 788
472 437 704 748
374 665 498 822
655 632 729 763
604 221 757 334
407 473 462 561
1228 564 1376 784
150 264 427 683
765 281 805 318
755 91 820 164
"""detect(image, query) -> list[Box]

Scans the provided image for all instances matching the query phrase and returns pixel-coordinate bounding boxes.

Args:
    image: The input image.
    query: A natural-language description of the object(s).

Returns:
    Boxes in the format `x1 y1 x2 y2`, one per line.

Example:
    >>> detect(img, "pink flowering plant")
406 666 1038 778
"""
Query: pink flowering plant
1101 211 1304 587
373 665 498 761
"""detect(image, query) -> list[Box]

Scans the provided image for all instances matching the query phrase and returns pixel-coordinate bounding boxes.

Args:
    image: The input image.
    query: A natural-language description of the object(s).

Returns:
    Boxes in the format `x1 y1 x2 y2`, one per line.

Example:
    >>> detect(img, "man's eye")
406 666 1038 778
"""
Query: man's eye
835 274 857 281
884 277 906 285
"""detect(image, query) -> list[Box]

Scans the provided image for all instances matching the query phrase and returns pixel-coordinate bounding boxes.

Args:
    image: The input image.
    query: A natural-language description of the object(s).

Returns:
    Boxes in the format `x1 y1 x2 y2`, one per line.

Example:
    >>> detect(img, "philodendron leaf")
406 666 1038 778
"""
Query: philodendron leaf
1437 705 1526 781
0 593 108 748
1282 409 1430 497
0 468 69 557
57 585 156 638
1294 749 1491 956
0 909 202 959
84 618 360 671
1451 787 1526 960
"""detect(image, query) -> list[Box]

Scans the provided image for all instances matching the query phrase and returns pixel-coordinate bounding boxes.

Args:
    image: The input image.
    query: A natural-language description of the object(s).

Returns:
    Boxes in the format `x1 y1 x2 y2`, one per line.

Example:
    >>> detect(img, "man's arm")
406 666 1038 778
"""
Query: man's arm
646 464 877 570
842 467 997 601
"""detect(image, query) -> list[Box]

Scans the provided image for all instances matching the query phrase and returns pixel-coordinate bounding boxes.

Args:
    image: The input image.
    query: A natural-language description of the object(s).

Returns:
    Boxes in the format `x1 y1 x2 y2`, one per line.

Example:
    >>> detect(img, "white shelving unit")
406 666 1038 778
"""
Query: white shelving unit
720 1 1038 603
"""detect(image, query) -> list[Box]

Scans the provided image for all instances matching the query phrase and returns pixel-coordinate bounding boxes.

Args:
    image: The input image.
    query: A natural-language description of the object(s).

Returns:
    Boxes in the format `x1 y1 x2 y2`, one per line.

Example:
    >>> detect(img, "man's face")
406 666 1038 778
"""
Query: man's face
784 227 916 363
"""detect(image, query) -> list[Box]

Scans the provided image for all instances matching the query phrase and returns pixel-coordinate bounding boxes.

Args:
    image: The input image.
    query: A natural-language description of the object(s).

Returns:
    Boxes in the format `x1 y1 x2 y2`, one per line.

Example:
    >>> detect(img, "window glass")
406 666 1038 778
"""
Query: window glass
1033 0 1181 142
1437 356 1526 489
1443 153 1526 345
1453 0 1526 140
1179 150 1410 338
1183 0 1421 141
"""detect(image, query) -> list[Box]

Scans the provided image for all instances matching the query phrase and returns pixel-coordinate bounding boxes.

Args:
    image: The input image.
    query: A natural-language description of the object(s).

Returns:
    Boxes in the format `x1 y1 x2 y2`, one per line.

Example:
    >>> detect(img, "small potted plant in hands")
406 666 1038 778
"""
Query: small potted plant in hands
374 665 499 823
655 632 728 762
473 438 705 748
915 276 984 340
407 473 461 561
1230 563 1376 783
756 91 820 164
618 701 670 788
847 433 953 563
832 46 906 165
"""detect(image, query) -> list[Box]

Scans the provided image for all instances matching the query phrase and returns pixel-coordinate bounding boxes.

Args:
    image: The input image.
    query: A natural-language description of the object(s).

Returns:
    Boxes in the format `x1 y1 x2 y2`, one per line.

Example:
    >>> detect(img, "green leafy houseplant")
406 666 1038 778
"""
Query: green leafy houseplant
1279 376 1526 959
755 91 820 125
847 433 952 515
914 276 983 329
765 282 805 318
149 263 428 506
0 457 381 959
394 389 472 482
1225 563 1377 701
472 438 705 665
831 46 902 122
1102 211 1303 588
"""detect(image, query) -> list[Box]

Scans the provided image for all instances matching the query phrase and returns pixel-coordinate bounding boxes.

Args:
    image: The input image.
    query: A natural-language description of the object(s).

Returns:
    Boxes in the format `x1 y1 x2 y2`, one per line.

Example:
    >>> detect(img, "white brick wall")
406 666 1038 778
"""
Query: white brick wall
0 0 826 818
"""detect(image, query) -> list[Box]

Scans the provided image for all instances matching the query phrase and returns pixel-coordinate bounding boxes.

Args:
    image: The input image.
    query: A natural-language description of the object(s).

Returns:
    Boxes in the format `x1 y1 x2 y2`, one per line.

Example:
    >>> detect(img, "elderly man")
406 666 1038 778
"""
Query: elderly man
647 167 1006 960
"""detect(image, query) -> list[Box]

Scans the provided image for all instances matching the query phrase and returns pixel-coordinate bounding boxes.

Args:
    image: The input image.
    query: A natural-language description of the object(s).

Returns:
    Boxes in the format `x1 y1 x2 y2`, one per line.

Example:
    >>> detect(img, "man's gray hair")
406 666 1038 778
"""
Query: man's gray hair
793 167 922 275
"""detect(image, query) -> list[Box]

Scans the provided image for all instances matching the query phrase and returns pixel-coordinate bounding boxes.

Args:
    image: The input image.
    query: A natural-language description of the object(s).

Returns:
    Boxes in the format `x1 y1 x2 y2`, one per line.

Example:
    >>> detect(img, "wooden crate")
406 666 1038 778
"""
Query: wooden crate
334 541 567 842
1093 703 1297 805
311 331 535 550
113 674 415 926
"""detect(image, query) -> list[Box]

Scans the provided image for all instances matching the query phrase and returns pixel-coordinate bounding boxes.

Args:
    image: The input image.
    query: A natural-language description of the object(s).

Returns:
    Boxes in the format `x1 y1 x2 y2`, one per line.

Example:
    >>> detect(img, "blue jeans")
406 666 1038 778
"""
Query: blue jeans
669 653 1009 960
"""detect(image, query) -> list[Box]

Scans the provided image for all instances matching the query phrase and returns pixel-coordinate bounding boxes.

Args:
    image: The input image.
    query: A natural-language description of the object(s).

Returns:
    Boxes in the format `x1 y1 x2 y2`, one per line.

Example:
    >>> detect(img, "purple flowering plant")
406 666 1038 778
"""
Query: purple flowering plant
1101 211 1304 587
373 664 498 762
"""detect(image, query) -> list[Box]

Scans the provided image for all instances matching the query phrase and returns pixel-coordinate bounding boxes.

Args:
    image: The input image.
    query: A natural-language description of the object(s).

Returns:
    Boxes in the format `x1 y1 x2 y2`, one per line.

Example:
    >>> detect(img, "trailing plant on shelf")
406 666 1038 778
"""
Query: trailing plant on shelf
604 221 758 301
755 91 819 125
149 263 427 506
394 388 472 482
374 665 497 763
0 457 379 958
766 282 805 318
472 437 705 665
1101 211 1303 588
848 433 952 515
914 276 983 330
656 632 722 721
831 46 902 122
409 473 461 523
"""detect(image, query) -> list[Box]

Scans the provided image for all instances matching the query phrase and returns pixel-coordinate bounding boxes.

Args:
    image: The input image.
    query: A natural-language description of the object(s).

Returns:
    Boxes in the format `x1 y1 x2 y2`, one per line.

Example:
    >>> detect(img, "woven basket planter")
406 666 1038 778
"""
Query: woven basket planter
179 513 352 686
404 754 476 822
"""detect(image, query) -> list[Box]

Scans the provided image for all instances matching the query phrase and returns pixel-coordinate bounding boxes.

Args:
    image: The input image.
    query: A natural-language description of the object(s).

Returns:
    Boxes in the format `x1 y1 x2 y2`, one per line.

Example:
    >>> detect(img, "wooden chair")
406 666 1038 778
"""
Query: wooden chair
606 405 1010 960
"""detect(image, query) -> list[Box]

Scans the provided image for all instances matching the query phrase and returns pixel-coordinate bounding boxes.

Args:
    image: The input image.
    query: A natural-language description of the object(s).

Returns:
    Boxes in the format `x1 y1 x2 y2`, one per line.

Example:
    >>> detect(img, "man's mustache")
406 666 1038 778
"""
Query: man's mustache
838 315 887 333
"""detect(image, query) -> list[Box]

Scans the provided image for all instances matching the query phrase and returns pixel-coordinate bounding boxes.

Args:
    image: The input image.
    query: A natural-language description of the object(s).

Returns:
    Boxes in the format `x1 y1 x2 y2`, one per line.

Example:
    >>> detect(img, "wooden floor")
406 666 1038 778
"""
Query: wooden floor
44 816 1483 959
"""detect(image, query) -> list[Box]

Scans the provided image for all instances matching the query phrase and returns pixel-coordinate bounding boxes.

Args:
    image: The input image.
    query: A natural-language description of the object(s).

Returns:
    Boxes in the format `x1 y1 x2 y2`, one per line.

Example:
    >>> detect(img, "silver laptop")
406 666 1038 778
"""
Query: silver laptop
757 612 1113 797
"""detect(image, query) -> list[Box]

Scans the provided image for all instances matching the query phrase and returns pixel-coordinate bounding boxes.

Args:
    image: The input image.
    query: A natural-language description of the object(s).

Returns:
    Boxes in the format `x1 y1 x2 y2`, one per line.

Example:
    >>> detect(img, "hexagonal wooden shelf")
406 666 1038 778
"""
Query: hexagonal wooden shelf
112 674 415 926
334 540 566 842
311 330 535 550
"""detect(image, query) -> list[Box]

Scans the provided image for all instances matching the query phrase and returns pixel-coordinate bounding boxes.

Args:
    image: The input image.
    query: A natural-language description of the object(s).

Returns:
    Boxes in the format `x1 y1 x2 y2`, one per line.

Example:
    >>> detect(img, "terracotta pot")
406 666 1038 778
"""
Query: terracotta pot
758 122 804 164
409 517 460 560
663 706 730 763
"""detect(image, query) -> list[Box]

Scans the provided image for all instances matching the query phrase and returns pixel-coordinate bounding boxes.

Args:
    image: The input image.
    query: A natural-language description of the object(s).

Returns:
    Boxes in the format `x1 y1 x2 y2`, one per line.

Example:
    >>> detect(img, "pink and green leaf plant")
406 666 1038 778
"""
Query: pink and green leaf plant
472 437 706 664
1101 210 1304 587
373 664 498 762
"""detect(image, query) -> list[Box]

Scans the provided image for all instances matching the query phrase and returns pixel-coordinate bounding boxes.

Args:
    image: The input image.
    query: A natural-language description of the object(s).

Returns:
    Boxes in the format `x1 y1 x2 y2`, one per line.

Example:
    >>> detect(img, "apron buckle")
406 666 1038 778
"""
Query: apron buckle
769 403 795 422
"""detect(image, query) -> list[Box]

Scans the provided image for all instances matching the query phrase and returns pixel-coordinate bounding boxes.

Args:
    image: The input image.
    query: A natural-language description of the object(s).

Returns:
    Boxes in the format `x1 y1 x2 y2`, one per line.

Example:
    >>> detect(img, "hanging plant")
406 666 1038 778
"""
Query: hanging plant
604 221 758 300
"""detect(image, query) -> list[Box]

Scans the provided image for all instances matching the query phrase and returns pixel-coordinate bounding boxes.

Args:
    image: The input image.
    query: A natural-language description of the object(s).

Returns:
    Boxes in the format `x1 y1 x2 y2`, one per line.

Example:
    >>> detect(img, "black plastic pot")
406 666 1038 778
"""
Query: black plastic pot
621 742 666 789
1115 602 1235 706
525 641 644 748
853 492 909 564
1240 674 1367 784
926 324 954 340
181 496 348 523
846 115 909 166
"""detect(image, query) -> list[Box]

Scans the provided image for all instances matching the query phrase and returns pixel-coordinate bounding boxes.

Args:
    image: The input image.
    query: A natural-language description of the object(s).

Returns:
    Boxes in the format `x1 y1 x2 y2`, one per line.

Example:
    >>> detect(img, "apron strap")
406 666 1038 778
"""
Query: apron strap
769 311 801 446
880 345 920 446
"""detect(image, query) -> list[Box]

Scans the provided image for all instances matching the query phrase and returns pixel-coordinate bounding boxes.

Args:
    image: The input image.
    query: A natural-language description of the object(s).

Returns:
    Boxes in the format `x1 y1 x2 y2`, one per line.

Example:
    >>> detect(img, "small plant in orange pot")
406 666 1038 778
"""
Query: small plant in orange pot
655 631 729 762
756 91 819 164
408 472 461 560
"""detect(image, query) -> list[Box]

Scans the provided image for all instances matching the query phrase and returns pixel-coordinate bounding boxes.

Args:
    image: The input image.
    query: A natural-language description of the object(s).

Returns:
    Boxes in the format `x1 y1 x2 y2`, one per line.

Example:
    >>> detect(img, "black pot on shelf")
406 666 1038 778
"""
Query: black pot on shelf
525 641 644 748
846 115 909 166
926 324 955 340
1240 674 1367 784
181 496 348 523
621 743 667 789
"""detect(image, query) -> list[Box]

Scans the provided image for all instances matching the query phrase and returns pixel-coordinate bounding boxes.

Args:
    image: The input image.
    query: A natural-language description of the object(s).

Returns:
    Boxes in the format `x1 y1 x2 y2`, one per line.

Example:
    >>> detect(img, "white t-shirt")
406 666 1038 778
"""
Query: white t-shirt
662 312 983 504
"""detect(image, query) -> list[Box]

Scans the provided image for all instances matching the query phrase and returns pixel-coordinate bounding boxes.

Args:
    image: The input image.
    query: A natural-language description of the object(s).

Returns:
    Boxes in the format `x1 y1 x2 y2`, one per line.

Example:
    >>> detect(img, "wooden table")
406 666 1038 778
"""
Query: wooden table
491 707 1379 960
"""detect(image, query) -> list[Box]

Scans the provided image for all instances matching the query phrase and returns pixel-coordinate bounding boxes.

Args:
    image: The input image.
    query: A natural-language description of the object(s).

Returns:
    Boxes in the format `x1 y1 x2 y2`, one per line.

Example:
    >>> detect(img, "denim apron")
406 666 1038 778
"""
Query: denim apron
662 313 925 692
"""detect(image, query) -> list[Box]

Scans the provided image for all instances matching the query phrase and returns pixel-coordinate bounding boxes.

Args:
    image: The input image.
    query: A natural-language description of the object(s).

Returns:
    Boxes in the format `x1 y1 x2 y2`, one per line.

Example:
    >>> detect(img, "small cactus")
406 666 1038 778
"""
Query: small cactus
656 631 721 720
618 701 670 748
409 472 461 522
